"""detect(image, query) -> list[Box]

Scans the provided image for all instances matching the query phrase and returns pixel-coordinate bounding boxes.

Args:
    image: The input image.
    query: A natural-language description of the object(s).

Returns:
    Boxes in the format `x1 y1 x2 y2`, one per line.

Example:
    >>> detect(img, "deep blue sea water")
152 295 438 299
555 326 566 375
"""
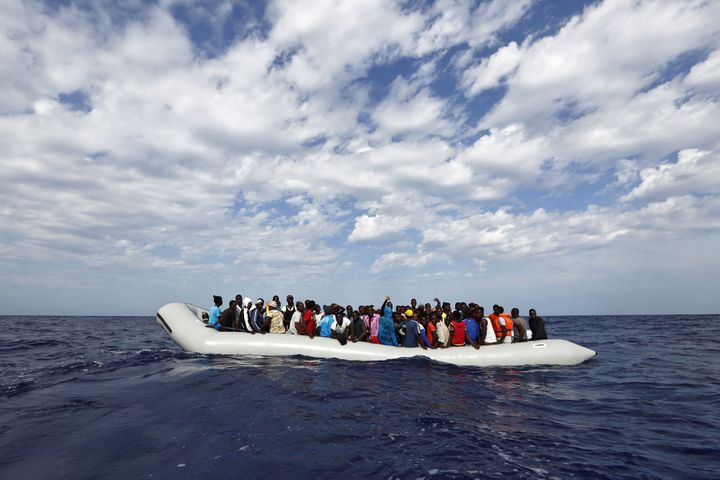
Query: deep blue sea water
1 314 719 479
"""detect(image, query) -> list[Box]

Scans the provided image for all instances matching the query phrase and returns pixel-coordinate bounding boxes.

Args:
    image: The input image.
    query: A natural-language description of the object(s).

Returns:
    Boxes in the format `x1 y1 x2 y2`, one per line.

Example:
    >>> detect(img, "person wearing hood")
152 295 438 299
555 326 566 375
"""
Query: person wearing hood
266 300 285 334
248 298 265 334
377 296 398 347
319 305 336 338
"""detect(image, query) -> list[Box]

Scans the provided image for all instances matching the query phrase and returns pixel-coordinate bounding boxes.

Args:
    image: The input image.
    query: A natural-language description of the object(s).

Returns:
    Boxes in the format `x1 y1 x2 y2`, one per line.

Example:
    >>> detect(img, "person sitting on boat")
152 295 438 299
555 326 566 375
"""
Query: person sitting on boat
449 311 467 346
377 296 398 346
248 298 265 334
332 311 351 345
208 295 223 331
233 294 246 331
286 301 303 335
489 305 513 343
282 295 296 332
365 305 380 343
511 307 530 342
433 311 450 348
416 317 433 349
218 300 237 331
265 300 285 334
350 309 367 342
477 307 496 345
423 315 437 348
297 300 316 338
528 309 548 340
319 305 336 338
401 310 426 349
463 311 480 350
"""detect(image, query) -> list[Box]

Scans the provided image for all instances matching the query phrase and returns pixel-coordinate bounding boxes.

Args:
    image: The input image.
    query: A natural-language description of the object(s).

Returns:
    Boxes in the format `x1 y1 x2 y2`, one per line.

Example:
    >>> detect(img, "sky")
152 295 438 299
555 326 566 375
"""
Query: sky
1 0 719 316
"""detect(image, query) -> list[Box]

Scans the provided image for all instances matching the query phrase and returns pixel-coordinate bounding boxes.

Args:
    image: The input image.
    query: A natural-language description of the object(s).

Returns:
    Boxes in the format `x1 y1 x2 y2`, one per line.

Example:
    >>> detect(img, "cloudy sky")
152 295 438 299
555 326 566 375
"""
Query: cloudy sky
2 0 719 315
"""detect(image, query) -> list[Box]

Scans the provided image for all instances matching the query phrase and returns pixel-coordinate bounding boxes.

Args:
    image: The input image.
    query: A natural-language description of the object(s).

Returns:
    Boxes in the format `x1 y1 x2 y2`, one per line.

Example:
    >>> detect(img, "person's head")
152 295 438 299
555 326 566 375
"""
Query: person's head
442 302 451 313
213 295 222 307
430 312 438 324
405 309 414 318
346 305 353 314
424 303 431 312
272 295 281 307
314 304 321 314
267 300 277 310
478 306 485 317
296 301 305 312
305 299 315 310
453 310 462 321
323 305 333 316
369 304 376 314
235 294 243 304
256 298 264 308
529 308 537 318
358 306 366 315
229 300 237 308
498 305 505 314
244 298 252 308
411 298 417 308
511 307 519 318
492 304 500 315
287 294 294 305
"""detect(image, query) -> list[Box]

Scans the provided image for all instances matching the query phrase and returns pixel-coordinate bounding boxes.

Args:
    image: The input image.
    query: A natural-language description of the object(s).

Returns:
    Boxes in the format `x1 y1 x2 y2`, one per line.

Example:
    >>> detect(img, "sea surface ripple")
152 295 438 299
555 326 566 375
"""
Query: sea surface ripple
0 314 718 479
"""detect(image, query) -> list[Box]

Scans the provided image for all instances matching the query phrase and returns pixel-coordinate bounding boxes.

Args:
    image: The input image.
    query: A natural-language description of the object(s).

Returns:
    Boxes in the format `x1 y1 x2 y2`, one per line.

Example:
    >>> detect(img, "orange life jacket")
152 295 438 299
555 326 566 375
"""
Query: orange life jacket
489 313 513 340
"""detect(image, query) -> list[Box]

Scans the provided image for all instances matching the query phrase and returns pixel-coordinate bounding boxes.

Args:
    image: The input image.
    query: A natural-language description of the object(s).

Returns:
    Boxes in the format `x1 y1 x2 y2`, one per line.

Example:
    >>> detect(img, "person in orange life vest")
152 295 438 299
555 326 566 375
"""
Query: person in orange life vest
489 304 513 343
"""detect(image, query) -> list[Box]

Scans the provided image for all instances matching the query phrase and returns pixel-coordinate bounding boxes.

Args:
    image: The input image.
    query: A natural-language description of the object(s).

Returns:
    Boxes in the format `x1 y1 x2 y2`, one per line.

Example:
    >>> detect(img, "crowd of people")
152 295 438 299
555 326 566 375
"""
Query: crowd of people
204 294 548 349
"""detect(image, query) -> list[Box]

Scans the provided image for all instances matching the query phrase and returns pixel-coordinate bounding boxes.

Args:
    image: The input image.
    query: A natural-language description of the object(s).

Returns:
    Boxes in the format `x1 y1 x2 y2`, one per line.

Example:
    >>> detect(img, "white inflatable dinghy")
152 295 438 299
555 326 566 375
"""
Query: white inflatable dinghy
156 302 597 367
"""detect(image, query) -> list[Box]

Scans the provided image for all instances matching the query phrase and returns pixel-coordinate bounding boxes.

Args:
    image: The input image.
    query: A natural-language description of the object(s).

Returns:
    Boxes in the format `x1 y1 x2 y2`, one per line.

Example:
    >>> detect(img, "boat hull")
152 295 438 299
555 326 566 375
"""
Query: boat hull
156 302 597 367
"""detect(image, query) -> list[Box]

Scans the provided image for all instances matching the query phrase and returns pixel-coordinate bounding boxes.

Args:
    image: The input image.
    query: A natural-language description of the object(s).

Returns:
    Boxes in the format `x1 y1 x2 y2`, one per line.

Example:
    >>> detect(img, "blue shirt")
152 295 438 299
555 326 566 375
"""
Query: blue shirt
319 315 335 337
209 306 221 331
464 318 479 342
402 320 419 347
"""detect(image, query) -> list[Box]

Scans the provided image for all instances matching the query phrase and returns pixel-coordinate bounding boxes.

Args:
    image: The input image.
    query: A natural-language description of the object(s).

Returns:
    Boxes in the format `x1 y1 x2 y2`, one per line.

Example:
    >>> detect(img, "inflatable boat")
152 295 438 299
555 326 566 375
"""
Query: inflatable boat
156 302 597 367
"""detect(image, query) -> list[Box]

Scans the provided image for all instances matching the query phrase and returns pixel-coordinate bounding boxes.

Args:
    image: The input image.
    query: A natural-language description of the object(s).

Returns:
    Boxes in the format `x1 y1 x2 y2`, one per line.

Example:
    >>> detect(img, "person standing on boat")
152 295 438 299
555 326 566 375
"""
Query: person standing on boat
209 295 223 331
528 309 548 340
511 307 530 342
378 296 398 346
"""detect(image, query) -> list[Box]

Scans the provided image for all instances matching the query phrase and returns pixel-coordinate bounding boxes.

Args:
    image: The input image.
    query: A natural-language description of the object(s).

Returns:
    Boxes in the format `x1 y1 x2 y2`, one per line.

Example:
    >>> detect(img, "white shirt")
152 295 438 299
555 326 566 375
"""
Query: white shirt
286 310 302 335
331 316 351 334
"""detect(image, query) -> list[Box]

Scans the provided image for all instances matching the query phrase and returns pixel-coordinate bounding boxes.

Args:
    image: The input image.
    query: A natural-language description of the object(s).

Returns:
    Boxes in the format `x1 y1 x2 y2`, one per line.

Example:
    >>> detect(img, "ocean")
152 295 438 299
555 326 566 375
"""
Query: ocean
0 314 718 479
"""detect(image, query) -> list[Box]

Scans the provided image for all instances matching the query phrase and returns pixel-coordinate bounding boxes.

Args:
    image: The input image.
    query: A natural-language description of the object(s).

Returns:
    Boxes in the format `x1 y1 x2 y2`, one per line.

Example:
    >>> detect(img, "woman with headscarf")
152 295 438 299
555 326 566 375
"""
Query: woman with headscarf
377 296 398 347
242 298 256 334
